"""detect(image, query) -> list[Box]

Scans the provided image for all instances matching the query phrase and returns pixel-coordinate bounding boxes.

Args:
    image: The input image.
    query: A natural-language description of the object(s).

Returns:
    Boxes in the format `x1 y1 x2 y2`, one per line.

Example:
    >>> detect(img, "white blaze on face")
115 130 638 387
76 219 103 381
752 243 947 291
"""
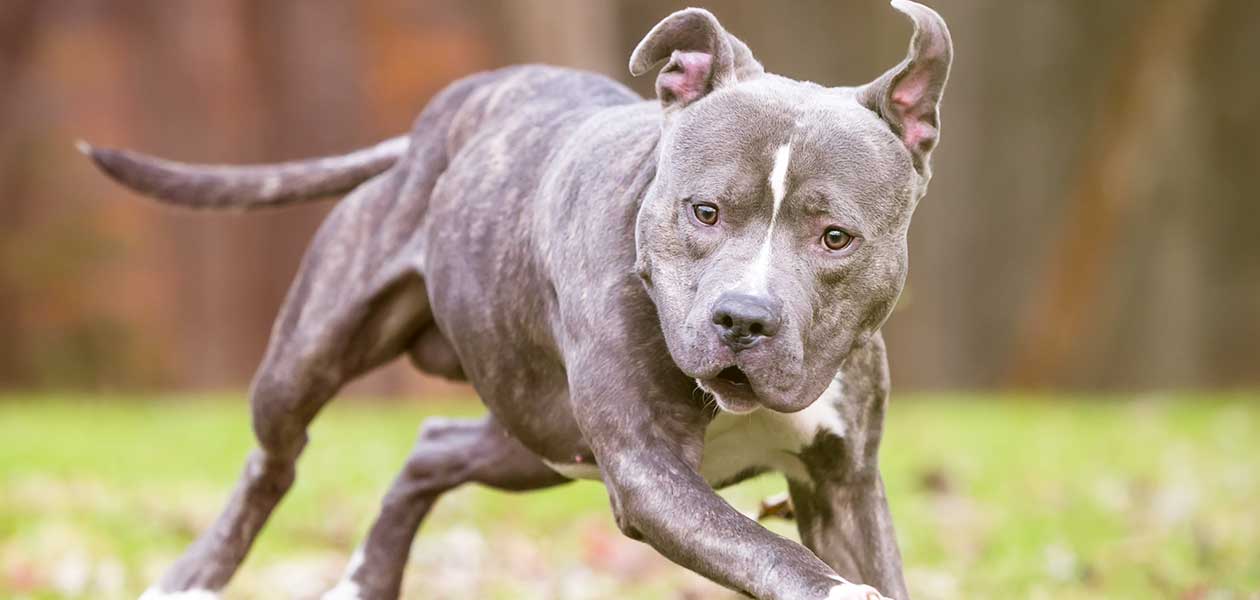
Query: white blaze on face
747 143 793 292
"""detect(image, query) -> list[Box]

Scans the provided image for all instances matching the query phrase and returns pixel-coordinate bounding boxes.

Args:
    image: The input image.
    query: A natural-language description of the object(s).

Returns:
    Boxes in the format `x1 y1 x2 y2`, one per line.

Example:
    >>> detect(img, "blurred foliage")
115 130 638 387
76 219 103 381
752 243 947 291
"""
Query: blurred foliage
0 207 150 388
1 393 1257 599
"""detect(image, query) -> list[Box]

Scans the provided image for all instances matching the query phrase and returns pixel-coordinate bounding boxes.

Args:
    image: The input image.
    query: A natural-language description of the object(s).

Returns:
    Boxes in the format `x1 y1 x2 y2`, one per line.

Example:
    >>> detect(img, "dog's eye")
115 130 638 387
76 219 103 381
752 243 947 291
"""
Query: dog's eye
822 227 854 251
692 202 719 225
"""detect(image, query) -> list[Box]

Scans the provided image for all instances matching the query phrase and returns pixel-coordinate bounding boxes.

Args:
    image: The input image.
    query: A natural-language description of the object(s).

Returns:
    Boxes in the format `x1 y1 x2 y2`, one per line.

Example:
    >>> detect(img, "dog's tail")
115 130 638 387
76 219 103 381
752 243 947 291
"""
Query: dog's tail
77 135 409 210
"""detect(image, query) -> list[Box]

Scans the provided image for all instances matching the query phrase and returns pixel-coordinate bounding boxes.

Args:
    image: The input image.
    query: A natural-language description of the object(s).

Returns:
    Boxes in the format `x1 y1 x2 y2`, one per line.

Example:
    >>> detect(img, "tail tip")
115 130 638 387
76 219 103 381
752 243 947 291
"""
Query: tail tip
75 139 94 157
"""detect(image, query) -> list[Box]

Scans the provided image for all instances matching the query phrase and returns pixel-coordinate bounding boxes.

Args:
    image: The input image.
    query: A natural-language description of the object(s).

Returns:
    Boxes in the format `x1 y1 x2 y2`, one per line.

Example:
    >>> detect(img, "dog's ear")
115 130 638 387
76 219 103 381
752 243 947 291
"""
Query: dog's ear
629 8 763 112
858 0 952 176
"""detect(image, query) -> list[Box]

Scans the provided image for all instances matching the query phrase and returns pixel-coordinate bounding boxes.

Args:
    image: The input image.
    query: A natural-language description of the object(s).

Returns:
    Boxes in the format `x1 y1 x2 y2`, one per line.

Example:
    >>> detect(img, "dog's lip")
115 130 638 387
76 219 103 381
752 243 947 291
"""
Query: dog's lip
702 381 758 411
698 362 807 414
699 366 761 413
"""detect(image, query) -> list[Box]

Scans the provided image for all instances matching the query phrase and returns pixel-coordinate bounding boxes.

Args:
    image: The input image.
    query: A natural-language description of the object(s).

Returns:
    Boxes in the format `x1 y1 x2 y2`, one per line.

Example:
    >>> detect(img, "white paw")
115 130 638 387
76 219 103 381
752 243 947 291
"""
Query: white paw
320 548 365 600
826 582 892 600
138 588 220 600
321 580 363 600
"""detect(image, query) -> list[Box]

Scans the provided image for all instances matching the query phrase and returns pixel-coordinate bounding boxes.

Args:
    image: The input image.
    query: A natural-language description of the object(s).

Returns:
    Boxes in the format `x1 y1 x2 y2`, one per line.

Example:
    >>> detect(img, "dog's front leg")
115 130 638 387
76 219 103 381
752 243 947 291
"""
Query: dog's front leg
572 372 886 600
789 473 908 599
789 334 909 599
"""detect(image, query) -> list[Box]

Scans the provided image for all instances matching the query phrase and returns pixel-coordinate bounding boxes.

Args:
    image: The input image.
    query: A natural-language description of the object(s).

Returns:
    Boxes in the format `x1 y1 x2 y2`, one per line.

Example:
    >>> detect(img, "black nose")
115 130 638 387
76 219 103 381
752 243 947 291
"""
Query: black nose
711 292 782 349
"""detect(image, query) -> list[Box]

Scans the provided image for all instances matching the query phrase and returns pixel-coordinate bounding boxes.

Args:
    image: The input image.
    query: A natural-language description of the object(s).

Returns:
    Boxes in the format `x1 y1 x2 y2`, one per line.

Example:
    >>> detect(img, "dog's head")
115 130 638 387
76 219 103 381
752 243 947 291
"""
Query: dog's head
632 1 952 414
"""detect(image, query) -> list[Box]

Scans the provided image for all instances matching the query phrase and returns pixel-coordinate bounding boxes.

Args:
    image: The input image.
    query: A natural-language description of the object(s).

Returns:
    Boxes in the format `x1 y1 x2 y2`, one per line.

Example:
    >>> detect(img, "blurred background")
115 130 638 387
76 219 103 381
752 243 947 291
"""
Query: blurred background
3 0 1258 393
1 1 1257 599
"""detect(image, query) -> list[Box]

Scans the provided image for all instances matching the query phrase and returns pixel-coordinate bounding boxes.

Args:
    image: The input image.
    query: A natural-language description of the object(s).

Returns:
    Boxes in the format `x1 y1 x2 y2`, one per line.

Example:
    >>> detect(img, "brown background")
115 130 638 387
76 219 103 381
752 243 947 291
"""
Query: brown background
1 0 1257 394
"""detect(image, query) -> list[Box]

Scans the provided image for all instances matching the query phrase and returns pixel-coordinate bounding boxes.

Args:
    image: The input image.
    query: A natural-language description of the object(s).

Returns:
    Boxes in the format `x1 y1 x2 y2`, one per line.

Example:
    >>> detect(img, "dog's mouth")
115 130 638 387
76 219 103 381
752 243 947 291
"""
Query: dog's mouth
715 366 751 388
699 366 760 414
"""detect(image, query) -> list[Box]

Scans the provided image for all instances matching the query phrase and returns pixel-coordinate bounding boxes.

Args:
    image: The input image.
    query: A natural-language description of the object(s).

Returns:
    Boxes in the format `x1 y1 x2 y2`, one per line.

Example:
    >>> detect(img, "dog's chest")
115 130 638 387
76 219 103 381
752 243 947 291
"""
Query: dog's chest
698 378 846 486
543 378 847 485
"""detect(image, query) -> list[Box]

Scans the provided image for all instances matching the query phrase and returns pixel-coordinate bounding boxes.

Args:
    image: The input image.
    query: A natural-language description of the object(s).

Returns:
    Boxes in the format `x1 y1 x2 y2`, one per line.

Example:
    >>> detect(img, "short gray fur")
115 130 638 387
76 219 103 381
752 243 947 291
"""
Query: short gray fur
85 2 952 599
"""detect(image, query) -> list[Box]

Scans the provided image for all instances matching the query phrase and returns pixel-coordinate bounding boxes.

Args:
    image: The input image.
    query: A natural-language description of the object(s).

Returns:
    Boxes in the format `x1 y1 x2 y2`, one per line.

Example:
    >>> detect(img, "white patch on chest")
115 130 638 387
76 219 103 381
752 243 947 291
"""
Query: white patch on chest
540 376 847 487
699 377 846 486
543 459 603 481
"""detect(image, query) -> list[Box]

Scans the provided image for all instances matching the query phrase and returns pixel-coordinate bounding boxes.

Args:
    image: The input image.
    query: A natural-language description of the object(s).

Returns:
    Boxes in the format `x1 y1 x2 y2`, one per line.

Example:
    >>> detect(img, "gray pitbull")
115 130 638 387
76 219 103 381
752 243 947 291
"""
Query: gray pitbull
83 2 951 599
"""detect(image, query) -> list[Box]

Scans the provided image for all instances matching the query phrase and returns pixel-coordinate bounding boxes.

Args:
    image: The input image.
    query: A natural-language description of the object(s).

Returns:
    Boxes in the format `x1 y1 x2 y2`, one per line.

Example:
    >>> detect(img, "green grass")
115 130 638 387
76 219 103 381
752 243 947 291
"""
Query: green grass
1 393 1257 599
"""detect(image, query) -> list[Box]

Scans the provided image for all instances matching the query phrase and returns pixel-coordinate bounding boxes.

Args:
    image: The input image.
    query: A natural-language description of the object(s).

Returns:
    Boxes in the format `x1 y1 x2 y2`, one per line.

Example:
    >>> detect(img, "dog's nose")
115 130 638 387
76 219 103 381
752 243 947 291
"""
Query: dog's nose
711 292 781 349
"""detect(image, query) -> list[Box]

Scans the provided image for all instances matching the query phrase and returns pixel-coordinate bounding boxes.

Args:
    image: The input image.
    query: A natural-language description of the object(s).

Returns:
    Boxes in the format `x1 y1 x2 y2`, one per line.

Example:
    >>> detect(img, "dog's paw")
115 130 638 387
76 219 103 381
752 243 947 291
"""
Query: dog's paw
321 548 366 600
757 491 795 521
321 580 363 600
826 581 892 600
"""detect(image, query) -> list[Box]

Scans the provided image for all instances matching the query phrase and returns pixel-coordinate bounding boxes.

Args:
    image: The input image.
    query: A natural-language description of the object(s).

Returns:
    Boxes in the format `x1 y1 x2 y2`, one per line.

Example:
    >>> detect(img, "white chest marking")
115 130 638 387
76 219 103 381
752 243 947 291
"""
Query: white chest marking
747 143 793 291
699 377 846 486
543 459 603 481
541 376 848 487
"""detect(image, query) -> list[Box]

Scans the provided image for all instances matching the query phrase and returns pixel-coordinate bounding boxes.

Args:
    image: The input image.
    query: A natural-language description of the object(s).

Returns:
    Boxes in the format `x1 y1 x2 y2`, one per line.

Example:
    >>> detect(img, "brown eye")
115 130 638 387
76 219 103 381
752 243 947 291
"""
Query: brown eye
692 202 719 225
822 227 854 251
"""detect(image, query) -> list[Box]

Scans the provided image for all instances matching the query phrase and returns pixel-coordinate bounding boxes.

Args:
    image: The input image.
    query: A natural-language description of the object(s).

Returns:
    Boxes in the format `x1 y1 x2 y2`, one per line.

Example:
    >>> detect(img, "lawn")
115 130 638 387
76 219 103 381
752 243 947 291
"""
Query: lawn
1 392 1257 599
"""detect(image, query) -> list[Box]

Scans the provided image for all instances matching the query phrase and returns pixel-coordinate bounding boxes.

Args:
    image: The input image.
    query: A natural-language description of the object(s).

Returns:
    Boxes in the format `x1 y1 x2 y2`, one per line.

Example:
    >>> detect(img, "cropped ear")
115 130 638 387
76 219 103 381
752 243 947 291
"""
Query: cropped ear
858 0 953 176
629 8 764 112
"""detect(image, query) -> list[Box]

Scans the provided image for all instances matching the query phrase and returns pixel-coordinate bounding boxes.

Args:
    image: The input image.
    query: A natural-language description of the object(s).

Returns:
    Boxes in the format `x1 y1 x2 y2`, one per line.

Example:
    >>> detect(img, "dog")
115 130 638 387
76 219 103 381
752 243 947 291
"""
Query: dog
83 2 951 598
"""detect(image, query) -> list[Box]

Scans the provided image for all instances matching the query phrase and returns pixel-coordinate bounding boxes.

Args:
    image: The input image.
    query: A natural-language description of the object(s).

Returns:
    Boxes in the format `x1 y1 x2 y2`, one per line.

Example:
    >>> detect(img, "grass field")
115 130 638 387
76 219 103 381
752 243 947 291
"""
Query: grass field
1 393 1257 599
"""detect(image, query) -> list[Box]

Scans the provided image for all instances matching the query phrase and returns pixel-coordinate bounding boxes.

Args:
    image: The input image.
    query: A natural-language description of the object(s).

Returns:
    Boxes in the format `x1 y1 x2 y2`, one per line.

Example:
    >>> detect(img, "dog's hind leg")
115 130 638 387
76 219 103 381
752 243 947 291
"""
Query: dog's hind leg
323 416 568 600
141 72 498 599
142 175 434 598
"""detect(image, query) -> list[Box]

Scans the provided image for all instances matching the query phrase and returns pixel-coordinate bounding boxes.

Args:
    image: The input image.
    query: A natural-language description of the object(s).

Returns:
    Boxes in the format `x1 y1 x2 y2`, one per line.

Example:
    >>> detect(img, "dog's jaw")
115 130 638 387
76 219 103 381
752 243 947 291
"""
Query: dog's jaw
695 377 759 415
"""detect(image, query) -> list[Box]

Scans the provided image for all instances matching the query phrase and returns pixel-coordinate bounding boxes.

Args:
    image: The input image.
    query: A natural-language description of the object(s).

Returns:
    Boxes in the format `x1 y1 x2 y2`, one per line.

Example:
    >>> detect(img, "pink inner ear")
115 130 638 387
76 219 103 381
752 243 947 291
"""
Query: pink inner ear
658 51 713 106
891 70 936 152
